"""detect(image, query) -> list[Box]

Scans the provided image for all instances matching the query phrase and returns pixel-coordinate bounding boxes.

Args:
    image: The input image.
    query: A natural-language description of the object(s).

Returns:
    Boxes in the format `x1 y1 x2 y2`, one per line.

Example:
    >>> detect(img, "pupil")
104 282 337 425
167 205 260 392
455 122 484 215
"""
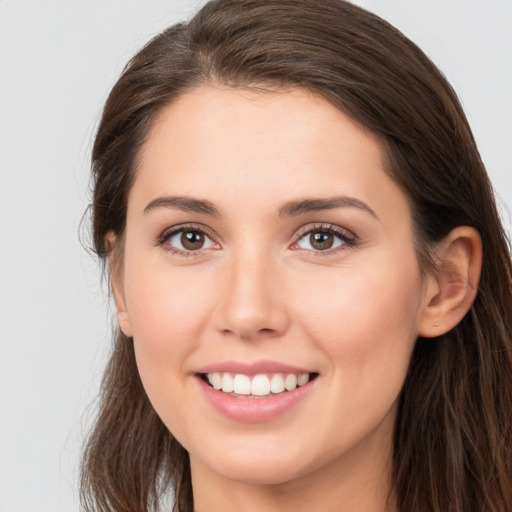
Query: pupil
181 231 204 250
310 231 333 250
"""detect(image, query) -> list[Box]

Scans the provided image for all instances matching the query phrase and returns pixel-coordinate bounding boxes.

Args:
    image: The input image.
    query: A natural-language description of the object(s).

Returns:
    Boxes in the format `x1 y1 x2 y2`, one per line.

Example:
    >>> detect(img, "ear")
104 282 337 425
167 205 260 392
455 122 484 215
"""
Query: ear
418 226 482 338
105 231 133 338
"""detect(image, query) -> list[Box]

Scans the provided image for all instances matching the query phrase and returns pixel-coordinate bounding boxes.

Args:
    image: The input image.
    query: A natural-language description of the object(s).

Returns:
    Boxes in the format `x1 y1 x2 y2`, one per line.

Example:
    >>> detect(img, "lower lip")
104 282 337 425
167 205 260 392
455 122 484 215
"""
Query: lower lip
197 376 316 423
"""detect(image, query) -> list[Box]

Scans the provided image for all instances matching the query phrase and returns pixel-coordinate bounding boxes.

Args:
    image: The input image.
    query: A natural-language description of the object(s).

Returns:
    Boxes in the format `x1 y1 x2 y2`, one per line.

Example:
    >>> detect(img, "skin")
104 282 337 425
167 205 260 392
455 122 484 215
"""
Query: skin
111 86 481 512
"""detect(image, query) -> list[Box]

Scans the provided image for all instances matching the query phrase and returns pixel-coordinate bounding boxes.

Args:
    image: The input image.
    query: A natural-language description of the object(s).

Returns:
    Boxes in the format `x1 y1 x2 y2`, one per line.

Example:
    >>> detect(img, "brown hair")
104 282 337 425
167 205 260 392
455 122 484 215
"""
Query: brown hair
81 1 512 511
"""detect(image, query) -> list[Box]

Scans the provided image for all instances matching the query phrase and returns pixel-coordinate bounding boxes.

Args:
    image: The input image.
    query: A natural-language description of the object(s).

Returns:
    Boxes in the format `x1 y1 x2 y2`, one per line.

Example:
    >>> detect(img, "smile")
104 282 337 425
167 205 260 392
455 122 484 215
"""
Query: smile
205 372 312 397
196 361 319 421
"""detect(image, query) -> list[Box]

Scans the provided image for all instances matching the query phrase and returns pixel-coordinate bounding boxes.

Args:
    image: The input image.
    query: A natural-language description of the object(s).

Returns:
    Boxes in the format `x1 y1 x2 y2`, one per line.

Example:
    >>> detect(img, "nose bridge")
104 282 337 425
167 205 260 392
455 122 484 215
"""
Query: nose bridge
215 241 288 340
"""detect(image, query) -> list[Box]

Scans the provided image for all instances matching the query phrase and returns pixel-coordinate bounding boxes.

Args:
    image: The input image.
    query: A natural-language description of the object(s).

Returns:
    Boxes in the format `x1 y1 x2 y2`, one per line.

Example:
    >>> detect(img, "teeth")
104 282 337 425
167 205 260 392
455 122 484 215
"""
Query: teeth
221 373 234 393
297 373 309 386
251 374 271 396
284 374 297 391
233 374 251 395
270 374 285 393
207 372 222 390
206 372 311 396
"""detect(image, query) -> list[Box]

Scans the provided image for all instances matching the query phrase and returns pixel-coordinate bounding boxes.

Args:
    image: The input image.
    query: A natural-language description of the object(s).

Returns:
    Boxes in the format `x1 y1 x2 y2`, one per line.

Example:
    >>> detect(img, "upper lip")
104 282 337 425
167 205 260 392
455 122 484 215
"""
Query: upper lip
196 360 314 376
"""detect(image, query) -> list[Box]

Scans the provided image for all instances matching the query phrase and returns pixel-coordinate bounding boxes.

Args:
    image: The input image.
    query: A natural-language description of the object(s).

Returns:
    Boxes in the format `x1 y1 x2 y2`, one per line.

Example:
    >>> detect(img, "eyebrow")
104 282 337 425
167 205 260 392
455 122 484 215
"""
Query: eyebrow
142 194 378 220
143 196 220 216
278 196 378 219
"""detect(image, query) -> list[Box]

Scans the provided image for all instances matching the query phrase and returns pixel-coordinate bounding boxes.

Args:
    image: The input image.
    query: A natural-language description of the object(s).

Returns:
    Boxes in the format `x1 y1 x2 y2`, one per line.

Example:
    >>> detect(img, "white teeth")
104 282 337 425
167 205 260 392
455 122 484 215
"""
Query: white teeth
221 373 234 393
251 374 271 396
270 374 285 393
206 371 311 396
233 374 251 395
297 373 309 386
284 374 297 391
207 372 222 390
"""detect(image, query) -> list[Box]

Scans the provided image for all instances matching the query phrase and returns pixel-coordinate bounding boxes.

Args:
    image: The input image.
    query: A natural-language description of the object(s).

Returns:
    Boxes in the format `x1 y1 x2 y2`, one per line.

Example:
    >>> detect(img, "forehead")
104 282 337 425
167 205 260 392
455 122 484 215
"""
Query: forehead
144 86 381 164
131 86 408 222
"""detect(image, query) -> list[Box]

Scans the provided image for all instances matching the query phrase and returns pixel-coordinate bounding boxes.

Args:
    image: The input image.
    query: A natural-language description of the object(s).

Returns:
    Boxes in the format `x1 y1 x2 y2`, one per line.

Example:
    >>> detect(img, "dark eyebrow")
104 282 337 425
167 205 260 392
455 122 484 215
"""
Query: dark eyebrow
143 196 220 216
278 196 378 219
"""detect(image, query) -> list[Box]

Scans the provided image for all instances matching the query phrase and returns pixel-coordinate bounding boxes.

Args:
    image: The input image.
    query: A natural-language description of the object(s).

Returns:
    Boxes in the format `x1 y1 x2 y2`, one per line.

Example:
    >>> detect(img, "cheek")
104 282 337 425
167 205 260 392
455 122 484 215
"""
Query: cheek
123 260 215 397
294 255 423 392
125 252 215 333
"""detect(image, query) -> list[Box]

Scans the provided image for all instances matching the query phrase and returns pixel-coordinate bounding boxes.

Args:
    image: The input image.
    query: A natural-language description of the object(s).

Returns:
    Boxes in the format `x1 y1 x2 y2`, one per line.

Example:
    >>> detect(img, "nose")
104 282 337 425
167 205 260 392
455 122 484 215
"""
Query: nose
213 250 290 341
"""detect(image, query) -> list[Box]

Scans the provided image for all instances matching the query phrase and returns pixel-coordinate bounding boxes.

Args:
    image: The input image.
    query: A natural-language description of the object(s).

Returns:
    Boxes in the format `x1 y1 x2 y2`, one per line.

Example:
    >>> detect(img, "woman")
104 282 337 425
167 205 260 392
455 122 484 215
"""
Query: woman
80 1 512 511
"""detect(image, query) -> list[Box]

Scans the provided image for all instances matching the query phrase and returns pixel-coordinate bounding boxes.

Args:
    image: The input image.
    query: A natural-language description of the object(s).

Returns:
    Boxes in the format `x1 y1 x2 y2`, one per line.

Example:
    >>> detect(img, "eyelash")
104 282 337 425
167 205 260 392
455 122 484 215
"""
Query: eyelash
157 222 357 257
291 223 357 256
157 223 219 257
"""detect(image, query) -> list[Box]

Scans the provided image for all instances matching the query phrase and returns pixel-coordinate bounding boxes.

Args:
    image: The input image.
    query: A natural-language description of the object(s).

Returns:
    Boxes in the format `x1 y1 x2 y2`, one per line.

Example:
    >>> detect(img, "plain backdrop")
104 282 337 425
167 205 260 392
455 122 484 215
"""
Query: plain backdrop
0 1 510 511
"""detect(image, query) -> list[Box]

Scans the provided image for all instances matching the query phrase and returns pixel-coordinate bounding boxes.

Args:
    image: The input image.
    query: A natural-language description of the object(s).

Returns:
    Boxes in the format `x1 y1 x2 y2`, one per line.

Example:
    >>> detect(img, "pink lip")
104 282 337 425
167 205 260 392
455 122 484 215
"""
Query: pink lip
196 359 312 376
196 371 318 424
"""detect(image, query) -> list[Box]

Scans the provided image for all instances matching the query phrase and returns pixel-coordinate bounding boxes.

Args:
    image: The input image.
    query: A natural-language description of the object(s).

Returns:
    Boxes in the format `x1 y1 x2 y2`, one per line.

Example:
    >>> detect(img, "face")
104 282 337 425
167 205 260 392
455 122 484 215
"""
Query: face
114 86 431 489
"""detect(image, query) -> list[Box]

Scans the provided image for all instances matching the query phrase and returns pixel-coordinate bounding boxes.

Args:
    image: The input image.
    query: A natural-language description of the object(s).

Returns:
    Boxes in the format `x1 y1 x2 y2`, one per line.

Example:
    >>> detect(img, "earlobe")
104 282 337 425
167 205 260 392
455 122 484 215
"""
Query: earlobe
105 231 133 338
418 226 482 338
116 310 133 338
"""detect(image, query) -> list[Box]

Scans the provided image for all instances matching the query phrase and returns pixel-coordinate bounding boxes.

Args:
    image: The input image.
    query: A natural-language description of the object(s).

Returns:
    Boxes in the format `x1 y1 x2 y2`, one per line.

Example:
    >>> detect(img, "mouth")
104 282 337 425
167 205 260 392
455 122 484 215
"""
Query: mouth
196 363 320 421
199 371 319 398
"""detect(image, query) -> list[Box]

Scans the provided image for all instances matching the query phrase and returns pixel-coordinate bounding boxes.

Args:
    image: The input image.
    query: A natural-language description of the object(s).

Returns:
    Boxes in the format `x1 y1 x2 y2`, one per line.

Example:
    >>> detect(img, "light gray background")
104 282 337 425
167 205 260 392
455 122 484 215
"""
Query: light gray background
0 1 510 511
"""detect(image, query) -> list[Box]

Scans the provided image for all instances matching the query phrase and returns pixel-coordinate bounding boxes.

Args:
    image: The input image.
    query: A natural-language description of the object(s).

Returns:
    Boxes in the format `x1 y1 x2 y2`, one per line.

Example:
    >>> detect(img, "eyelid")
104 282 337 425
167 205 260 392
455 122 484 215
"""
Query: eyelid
290 223 358 254
157 223 220 255
156 222 357 257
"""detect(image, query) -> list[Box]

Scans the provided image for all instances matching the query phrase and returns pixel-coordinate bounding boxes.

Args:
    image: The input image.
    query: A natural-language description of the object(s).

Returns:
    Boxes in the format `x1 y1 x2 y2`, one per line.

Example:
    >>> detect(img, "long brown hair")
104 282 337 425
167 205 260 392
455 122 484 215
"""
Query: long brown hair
81 1 512 511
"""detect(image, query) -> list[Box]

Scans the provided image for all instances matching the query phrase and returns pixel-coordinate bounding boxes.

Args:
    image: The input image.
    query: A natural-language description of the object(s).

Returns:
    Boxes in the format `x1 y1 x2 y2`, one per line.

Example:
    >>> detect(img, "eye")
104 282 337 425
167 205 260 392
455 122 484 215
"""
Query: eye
159 225 218 255
293 224 356 253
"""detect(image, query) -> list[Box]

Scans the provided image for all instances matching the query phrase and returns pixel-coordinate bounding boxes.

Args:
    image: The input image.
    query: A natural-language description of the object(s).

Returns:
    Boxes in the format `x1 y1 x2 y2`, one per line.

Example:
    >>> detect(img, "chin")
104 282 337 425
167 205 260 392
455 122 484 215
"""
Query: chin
189 438 323 486
211 459 307 486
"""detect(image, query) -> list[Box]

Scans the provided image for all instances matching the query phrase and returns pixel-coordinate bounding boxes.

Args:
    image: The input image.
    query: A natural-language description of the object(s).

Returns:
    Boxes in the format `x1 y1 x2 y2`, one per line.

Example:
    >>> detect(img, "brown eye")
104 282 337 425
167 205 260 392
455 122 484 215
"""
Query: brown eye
309 231 334 250
295 226 352 253
181 230 205 250
162 227 217 254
